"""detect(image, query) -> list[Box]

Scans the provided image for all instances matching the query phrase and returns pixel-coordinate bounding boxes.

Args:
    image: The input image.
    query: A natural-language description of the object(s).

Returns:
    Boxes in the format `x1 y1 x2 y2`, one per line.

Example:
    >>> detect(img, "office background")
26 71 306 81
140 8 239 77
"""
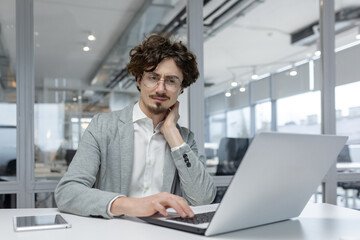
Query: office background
0 0 359 210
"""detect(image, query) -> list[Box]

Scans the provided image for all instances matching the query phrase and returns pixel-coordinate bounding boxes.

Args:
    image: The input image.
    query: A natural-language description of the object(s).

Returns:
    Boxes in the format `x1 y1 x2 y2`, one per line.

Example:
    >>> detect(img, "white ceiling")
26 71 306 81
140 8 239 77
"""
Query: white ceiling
0 0 146 90
1 0 360 98
33 0 146 88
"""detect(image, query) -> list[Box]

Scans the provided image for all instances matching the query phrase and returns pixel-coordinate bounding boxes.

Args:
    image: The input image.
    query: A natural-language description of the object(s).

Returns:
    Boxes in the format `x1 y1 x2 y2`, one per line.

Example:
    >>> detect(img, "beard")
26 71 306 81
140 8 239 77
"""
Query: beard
145 94 170 115
146 102 168 115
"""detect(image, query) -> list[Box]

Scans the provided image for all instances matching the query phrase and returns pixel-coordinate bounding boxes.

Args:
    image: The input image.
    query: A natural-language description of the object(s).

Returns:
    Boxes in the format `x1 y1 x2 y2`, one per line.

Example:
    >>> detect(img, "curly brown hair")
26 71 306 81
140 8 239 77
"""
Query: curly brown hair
127 34 199 90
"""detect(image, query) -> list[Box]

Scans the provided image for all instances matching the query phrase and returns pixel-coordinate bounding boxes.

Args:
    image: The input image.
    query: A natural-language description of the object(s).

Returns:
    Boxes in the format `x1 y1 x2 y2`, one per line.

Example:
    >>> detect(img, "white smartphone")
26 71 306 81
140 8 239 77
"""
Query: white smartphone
13 214 71 232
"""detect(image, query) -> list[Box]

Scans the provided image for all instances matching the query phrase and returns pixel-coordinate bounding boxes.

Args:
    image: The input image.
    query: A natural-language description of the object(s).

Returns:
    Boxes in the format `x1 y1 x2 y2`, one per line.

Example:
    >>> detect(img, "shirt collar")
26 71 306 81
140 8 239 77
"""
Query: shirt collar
132 102 149 123
132 102 164 133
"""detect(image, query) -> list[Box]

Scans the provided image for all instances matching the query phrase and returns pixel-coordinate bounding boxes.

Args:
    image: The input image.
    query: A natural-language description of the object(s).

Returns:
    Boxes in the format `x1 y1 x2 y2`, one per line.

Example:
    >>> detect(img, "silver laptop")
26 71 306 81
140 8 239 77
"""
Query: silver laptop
140 132 347 236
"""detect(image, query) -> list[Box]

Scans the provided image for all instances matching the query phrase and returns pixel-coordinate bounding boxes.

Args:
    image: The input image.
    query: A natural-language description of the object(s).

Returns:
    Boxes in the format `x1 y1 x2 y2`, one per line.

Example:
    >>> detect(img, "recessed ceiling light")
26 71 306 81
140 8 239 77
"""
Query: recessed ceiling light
83 46 90 52
251 74 258 80
239 87 246 92
231 81 238 87
289 64 297 76
314 50 321 56
225 91 231 97
289 69 297 76
88 34 96 41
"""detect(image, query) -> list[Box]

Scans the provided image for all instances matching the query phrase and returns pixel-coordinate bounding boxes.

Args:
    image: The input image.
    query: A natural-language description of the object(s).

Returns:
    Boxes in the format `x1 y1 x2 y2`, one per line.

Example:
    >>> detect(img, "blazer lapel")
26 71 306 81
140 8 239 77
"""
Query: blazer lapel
117 105 135 195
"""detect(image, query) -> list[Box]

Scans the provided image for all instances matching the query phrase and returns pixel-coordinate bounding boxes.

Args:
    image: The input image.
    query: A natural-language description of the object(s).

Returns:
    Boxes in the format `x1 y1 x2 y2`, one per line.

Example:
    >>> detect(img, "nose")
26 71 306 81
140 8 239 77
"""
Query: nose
155 79 166 93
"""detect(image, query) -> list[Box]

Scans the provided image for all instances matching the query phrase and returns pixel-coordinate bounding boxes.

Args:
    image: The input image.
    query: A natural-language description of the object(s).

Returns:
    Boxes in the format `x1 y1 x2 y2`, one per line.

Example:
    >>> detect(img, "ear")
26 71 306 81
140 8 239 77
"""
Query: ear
179 87 184 95
136 77 141 89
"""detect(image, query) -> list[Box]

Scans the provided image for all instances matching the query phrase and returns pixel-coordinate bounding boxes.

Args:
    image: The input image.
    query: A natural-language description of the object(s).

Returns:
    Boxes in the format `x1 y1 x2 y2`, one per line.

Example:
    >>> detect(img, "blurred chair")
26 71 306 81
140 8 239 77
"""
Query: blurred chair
65 149 77 167
216 137 249 176
337 145 352 163
0 159 17 208
5 159 16 176
337 145 360 208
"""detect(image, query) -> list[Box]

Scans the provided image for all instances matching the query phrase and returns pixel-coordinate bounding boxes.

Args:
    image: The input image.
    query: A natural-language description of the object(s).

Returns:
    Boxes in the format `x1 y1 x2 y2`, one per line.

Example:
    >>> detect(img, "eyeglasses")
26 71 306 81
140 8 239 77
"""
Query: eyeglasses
142 72 182 91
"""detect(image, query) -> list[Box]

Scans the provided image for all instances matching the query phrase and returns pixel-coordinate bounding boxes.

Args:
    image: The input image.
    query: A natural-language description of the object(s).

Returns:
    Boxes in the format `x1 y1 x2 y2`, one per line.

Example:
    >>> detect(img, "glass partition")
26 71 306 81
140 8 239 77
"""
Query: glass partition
33 0 187 184
277 92 321 134
255 101 271 133
334 0 360 209
0 0 16 182
203 0 321 200
226 107 251 138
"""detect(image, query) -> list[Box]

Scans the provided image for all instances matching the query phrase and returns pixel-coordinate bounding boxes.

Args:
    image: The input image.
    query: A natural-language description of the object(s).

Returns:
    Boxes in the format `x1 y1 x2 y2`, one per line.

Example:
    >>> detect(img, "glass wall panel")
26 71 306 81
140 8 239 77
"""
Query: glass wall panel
0 0 16 182
277 92 321 134
202 1 325 196
255 102 271 133
208 113 226 144
226 107 250 138
33 0 187 184
336 82 360 145
334 0 360 210
204 0 320 147
0 194 16 208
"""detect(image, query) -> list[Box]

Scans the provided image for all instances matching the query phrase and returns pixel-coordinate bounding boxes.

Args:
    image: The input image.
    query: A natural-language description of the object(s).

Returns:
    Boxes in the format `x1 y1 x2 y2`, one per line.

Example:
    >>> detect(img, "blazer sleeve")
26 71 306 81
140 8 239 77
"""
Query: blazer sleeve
171 128 217 205
54 114 119 219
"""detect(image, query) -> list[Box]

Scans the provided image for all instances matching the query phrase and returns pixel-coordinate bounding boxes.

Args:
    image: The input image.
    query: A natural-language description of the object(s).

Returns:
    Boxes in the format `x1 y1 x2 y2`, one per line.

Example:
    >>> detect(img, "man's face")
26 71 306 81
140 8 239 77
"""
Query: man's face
137 58 184 116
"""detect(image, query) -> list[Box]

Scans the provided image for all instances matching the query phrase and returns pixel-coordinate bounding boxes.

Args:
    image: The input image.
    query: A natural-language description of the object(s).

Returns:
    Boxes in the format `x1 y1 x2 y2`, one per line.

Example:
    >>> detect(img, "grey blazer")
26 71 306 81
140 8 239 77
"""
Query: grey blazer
55 104 216 218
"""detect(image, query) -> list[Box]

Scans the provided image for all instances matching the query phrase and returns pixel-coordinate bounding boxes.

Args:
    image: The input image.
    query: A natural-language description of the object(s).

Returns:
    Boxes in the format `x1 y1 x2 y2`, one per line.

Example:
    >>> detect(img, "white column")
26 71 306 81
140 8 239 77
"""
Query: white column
187 0 205 155
319 0 337 204
16 0 35 207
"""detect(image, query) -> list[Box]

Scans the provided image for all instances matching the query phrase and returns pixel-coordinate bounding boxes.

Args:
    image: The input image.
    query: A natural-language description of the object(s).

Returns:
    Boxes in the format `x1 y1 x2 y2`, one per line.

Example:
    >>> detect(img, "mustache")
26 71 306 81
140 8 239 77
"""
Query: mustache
150 94 170 99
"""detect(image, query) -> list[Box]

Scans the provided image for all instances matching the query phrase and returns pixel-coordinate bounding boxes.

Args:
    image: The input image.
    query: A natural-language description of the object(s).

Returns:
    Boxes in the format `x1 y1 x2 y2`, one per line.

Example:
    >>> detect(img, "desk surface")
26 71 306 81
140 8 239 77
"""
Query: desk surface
1 203 360 240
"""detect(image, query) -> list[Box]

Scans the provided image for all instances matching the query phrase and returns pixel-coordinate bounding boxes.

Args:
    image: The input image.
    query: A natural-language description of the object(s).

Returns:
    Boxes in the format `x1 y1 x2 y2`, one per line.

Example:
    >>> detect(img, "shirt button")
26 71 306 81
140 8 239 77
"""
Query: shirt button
145 186 149 190
148 161 152 165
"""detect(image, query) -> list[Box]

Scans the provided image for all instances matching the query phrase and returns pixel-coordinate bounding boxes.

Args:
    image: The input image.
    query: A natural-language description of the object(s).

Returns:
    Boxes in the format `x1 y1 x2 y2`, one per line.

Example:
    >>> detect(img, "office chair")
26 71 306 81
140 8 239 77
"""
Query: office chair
5 159 16 176
337 145 360 208
215 137 249 176
65 149 77 167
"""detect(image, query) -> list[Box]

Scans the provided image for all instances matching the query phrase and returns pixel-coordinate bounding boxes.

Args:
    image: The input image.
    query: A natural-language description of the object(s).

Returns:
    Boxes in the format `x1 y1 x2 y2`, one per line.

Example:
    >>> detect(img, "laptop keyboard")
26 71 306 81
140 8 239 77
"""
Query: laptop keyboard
168 211 215 225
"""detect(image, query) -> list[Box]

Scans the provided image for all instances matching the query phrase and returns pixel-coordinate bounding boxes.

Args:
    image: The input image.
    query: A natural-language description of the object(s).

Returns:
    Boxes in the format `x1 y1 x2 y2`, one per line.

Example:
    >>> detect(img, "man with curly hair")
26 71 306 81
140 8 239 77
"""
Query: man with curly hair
55 34 216 219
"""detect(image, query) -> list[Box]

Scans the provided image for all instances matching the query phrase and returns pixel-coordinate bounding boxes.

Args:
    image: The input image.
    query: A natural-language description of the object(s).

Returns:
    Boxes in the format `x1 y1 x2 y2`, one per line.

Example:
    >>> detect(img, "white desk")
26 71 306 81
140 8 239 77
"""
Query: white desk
1 203 360 240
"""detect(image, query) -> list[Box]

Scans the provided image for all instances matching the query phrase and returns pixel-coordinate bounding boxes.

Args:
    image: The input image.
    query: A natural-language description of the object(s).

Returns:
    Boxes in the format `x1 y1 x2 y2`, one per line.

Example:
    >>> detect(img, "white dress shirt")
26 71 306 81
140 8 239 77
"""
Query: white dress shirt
128 102 166 197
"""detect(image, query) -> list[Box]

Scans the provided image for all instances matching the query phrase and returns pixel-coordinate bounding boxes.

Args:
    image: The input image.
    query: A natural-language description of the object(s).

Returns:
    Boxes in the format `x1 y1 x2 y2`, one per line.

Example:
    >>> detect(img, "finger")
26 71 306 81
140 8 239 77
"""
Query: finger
174 196 194 218
153 201 168 217
170 102 180 121
173 101 180 111
164 198 187 218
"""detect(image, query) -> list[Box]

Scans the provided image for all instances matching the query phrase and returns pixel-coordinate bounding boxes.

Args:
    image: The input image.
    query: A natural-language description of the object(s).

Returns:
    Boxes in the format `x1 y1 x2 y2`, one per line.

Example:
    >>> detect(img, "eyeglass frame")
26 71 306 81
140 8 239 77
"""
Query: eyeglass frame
141 72 183 91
